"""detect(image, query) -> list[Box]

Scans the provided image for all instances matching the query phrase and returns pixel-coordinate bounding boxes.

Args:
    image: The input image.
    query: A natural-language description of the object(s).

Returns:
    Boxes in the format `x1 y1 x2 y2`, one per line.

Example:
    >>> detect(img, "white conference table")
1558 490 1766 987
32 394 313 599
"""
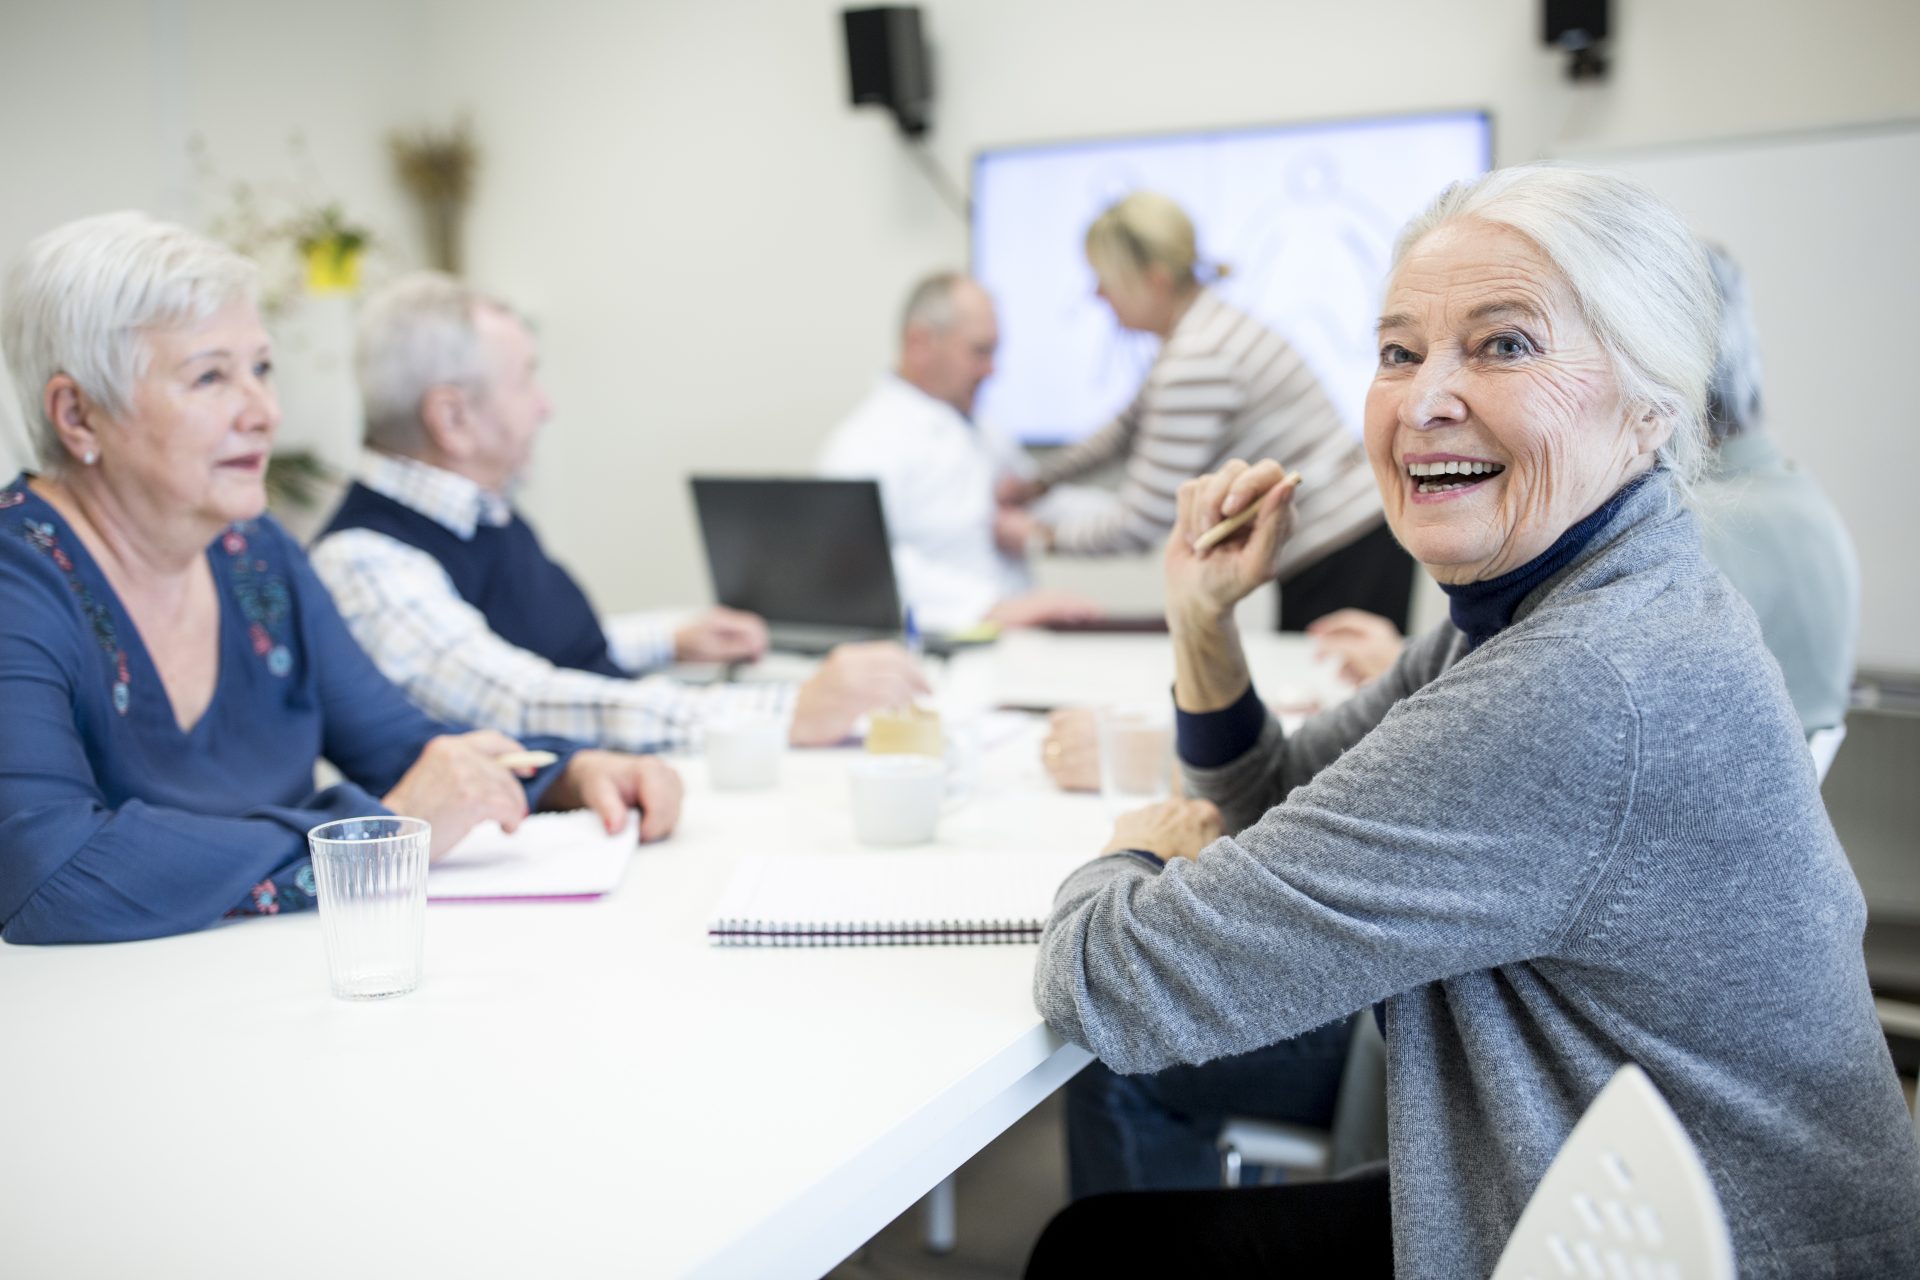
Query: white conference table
0 632 1331 1279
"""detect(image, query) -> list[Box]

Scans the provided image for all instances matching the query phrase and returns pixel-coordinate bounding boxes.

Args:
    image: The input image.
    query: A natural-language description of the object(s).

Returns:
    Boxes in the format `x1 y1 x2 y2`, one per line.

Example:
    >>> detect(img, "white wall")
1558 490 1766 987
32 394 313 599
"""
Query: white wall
4 0 1918 646
0 0 431 477
410 0 1920 629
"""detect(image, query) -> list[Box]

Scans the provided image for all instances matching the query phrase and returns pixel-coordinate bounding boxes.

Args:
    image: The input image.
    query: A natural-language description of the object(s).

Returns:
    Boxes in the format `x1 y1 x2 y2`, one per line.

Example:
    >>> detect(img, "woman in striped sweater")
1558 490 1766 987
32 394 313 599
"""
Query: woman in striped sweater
997 191 1413 629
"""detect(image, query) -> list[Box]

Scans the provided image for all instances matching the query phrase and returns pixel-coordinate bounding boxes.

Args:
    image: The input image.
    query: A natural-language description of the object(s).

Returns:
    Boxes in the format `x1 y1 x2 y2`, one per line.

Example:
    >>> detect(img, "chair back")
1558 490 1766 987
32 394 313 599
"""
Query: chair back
1490 1063 1734 1280
1808 723 1847 783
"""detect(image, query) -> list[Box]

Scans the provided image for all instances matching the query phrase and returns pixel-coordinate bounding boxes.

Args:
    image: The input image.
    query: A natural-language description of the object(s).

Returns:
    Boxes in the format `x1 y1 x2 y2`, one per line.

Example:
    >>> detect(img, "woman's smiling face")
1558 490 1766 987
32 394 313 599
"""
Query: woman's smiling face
1365 218 1666 584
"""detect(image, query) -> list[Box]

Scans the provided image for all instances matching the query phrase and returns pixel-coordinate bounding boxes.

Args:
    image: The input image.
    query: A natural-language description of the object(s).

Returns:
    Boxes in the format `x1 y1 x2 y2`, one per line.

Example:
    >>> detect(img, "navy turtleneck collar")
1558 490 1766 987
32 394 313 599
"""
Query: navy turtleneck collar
1440 472 1653 651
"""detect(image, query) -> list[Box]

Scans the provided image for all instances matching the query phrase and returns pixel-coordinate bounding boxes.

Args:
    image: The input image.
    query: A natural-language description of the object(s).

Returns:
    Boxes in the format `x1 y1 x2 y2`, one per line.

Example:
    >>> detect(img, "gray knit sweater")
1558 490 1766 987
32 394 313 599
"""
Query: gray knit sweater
1034 474 1919 1277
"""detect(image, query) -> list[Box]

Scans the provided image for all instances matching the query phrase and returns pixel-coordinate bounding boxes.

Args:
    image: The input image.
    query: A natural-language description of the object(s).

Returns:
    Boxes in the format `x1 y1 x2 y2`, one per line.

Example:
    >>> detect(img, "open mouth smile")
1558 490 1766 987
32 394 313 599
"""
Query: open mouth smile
1405 457 1505 496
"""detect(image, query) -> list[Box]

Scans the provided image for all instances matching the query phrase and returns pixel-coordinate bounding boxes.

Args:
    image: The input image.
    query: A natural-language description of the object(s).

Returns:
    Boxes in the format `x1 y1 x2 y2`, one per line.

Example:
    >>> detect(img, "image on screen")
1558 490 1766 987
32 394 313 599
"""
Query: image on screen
971 110 1492 445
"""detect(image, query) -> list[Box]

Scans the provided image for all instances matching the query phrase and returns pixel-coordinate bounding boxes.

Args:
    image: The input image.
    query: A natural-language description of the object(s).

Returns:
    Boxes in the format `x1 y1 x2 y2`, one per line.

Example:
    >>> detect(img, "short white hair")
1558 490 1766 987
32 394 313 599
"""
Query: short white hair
1391 165 1720 489
2 211 257 474
355 270 500 455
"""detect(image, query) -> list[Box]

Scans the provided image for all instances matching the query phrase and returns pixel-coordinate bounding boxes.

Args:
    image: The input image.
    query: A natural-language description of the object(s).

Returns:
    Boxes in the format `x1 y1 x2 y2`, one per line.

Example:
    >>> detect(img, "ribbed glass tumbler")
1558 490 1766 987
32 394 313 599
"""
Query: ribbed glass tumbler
307 816 432 1000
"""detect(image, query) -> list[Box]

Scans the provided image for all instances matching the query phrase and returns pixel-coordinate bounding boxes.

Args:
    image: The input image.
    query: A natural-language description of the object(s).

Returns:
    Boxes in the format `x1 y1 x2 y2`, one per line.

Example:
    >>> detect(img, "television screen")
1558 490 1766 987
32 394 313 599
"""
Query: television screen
971 110 1492 445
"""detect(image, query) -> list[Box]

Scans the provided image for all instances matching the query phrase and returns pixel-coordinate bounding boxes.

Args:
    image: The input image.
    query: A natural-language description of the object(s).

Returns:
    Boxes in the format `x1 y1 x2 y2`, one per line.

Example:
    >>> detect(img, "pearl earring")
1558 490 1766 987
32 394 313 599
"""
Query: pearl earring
83 451 98 466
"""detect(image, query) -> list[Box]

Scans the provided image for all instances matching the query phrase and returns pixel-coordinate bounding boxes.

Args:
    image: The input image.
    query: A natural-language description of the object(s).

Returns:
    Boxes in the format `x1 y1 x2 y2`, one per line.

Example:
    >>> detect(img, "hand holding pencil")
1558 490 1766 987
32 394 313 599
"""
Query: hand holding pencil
1165 459 1304 625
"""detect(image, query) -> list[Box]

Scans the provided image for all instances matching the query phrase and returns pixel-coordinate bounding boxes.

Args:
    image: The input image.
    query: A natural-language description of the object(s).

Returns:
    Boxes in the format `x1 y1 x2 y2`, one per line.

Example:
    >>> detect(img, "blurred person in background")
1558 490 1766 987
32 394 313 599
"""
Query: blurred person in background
819 271 1100 632
996 191 1412 631
312 273 927 754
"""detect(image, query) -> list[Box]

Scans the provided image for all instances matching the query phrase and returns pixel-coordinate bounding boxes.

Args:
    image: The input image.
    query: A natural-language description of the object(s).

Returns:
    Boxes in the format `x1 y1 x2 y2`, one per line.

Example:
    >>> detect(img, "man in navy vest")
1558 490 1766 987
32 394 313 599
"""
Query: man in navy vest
311 273 926 755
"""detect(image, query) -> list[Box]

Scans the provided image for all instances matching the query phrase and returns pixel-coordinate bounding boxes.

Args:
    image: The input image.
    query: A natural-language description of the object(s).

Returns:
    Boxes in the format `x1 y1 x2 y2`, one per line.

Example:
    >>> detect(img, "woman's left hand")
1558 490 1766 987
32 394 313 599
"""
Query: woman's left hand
1101 797 1222 862
543 750 684 841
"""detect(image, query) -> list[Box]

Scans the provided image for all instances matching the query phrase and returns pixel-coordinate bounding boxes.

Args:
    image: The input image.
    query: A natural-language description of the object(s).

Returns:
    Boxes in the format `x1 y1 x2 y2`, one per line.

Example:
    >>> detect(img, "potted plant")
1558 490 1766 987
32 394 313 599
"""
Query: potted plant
292 204 371 293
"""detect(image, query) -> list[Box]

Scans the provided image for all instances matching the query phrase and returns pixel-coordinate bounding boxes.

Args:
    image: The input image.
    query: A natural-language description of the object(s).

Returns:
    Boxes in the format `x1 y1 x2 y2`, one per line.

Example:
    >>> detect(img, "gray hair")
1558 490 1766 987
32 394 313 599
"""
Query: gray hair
1702 244 1762 442
1391 165 1720 489
900 271 965 337
2 211 257 474
355 270 510 455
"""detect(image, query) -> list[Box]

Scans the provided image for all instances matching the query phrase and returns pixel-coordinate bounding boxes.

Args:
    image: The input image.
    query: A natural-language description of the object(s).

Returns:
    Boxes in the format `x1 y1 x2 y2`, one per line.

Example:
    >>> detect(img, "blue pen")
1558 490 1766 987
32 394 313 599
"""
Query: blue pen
904 606 924 660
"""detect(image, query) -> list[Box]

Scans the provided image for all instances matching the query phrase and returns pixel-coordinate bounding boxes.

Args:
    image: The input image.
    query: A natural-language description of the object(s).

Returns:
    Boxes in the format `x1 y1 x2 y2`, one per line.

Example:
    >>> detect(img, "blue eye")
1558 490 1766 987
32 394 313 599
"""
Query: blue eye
194 369 225 387
254 360 274 379
1484 332 1535 359
1378 343 1419 368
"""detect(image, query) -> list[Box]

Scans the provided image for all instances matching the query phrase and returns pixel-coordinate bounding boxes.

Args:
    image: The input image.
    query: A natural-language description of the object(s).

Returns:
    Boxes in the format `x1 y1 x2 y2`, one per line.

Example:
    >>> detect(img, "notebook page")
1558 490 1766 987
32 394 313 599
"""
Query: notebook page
428 810 637 901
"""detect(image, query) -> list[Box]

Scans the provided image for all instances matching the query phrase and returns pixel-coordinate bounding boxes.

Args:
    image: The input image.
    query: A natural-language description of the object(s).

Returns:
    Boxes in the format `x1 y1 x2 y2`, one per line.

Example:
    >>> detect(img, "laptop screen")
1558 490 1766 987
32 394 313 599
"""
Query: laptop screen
690 477 902 631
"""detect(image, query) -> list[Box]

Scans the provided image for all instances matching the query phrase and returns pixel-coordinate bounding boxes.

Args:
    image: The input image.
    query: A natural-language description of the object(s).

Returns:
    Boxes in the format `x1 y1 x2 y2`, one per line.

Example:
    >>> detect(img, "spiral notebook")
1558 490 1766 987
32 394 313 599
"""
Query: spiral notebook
708 851 1093 947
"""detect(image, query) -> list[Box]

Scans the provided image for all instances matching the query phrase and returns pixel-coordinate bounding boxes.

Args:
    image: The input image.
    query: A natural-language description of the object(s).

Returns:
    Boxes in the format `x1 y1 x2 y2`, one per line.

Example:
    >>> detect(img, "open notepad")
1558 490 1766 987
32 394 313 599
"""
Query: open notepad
428 810 636 902
708 851 1094 946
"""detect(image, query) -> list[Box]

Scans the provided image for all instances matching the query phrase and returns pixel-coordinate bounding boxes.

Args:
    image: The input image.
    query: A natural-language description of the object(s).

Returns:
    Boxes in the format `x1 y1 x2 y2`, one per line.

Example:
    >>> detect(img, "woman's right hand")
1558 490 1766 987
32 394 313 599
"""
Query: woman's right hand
1165 459 1300 628
382 730 533 861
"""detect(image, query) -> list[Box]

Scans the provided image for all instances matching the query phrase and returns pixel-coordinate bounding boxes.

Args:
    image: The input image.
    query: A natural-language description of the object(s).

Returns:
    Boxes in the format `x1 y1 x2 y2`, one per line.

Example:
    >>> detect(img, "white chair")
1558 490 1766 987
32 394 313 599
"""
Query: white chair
1490 1064 1734 1280
1216 1011 1388 1186
1808 722 1847 783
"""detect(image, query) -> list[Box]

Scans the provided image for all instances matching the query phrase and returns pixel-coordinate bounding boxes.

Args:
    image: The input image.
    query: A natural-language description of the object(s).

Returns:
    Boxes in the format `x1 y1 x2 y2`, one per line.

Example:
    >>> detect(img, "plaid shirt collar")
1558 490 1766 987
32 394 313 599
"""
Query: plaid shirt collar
358 451 514 541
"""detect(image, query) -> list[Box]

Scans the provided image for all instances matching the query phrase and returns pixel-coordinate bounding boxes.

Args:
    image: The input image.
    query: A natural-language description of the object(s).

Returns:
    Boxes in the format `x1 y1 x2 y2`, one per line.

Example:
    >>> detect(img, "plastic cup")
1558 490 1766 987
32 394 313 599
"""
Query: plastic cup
308 816 431 1000
848 755 945 846
1097 704 1175 816
705 715 786 790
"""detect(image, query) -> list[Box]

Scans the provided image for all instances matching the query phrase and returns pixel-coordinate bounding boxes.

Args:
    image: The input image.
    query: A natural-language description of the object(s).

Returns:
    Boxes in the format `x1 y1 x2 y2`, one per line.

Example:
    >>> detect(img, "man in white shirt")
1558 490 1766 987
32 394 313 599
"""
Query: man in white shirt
819 273 1098 633
310 272 925 754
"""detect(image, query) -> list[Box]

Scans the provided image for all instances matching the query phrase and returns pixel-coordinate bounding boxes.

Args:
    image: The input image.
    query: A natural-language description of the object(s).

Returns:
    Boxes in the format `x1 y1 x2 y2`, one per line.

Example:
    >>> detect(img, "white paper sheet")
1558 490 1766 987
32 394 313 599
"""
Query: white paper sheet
427 810 637 901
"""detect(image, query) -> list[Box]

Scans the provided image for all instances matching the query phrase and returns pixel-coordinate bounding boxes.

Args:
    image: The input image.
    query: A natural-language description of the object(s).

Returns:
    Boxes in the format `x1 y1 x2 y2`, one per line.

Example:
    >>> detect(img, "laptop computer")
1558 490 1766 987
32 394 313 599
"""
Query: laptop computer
690 477 906 654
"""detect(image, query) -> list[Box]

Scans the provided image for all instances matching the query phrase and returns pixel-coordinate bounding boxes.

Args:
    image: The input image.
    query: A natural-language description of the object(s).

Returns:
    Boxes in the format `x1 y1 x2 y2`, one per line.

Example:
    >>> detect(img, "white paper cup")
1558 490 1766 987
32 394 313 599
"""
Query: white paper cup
308 816 431 1000
706 715 786 790
848 754 945 846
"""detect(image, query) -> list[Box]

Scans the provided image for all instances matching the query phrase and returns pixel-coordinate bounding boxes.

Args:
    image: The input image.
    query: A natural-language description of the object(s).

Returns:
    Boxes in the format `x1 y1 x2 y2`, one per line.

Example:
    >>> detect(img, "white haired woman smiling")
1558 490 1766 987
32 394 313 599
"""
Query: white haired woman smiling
1026 168 1919 1276
0 213 681 944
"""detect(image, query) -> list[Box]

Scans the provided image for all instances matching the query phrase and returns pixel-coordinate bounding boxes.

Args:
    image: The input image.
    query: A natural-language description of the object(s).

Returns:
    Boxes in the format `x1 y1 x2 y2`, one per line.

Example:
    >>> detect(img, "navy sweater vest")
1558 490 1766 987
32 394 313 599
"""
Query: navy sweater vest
322 482 625 678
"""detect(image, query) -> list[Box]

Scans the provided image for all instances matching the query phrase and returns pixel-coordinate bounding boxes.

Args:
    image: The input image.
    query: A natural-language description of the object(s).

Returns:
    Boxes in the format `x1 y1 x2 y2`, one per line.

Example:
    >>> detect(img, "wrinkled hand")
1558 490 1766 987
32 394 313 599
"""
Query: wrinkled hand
1306 608 1406 686
1166 459 1299 628
541 749 683 842
790 641 931 746
383 730 533 861
994 506 1047 557
674 606 769 664
985 588 1104 630
1101 797 1222 863
1040 708 1099 792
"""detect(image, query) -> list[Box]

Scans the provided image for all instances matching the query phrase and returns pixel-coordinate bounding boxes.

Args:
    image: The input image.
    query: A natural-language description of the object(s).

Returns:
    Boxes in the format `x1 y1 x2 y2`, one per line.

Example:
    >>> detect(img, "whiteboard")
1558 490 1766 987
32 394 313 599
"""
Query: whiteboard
1563 122 1920 674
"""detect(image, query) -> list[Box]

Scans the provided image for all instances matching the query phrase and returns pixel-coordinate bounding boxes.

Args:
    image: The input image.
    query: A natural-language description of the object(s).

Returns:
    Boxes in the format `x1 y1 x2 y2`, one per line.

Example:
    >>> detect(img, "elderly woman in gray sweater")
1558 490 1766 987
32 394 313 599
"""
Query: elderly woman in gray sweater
1028 166 1920 1278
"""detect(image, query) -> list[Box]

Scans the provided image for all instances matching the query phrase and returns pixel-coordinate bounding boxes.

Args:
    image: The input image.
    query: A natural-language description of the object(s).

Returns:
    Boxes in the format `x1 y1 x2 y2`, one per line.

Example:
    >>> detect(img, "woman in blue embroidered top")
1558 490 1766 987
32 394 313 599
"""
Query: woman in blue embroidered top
0 212 682 945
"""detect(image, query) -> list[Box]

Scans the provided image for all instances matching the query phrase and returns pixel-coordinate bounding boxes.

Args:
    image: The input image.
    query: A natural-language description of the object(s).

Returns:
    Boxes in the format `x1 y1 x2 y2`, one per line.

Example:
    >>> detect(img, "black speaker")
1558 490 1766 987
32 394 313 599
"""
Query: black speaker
1542 0 1609 80
843 6 930 136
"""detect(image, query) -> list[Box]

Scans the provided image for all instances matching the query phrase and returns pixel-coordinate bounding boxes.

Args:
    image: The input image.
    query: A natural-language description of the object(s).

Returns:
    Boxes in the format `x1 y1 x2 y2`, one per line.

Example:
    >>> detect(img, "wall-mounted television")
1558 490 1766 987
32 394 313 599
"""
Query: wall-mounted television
971 110 1492 445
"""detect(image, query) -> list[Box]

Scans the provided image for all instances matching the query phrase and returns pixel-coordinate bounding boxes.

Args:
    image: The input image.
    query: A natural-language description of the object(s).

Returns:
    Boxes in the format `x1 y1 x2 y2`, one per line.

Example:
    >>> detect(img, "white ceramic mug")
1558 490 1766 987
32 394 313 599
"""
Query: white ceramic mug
705 715 785 790
848 754 945 846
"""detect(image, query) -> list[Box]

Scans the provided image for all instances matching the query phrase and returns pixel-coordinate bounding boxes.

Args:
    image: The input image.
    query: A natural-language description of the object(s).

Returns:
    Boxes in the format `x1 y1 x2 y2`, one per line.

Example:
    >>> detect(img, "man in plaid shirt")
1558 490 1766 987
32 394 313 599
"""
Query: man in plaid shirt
310 273 926 754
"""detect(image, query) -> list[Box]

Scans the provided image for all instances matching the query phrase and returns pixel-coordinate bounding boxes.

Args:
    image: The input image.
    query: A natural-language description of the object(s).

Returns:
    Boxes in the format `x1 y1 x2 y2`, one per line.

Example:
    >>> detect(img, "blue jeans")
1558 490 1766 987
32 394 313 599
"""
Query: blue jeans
1066 1020 1352 1199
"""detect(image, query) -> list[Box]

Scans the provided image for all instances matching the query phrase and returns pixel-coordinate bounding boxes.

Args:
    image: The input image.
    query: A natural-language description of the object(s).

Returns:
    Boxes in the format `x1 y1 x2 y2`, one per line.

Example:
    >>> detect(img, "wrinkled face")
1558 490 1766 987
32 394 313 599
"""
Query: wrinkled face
104 296 277 529
909 281 999 416
1365 219 1662 584
466 304 552 490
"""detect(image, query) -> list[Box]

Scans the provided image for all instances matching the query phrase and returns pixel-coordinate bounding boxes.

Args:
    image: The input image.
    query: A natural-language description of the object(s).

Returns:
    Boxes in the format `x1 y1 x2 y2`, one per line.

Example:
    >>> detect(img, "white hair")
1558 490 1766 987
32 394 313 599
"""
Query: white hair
1 212 257 474
1391 165 1720 489
355 270 506 455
